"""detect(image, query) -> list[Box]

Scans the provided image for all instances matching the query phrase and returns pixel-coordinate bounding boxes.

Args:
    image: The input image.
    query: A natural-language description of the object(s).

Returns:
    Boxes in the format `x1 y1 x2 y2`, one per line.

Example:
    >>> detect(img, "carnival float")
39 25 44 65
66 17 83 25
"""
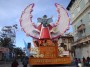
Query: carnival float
20 3 71 65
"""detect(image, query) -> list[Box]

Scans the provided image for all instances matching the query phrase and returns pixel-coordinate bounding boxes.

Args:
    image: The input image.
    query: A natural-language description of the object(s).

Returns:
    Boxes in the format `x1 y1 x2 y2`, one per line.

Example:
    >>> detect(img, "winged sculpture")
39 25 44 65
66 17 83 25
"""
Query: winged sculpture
20 3 70 39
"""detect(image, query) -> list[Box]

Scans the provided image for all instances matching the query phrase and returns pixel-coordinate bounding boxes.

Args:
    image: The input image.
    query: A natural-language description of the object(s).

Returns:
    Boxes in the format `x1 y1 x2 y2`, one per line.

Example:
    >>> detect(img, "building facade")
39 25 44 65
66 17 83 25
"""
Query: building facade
58 35 74 60
0 47 9 60
67 0 90 59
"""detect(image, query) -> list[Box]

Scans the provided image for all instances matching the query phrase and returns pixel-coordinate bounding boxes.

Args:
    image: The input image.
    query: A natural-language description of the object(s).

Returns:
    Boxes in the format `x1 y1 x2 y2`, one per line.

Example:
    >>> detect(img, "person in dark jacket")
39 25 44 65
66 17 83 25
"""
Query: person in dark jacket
11 59 19 67
75 58 78 67
22 57 28 67
83 57 86 65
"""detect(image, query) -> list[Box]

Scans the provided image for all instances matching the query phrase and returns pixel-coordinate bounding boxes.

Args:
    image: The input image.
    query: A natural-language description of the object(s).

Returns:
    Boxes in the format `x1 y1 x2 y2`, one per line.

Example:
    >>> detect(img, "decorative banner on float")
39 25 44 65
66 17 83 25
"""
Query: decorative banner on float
29 57 71 65
62 51 69 56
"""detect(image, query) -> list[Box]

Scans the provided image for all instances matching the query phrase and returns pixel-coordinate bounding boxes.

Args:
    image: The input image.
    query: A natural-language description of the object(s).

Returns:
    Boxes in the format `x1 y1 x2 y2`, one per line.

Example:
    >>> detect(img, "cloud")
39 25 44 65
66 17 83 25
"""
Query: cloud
0 0 70 25
0 0 71 48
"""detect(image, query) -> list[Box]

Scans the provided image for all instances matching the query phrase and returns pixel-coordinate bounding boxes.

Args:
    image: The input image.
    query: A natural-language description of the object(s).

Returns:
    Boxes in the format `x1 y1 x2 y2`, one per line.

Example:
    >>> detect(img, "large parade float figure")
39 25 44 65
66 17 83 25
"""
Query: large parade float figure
20 3 71 65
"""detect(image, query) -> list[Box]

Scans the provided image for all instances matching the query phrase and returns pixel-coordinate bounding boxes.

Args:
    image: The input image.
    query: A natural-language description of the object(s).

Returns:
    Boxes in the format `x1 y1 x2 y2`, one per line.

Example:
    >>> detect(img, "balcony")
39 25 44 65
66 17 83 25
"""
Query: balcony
74 24 86 41
74 32 86 42
77 24 85 32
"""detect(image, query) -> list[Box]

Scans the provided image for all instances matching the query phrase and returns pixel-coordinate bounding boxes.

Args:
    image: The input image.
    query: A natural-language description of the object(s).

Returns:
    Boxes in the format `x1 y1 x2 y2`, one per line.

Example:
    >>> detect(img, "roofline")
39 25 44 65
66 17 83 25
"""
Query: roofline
67 0 75 10
58 35 73 39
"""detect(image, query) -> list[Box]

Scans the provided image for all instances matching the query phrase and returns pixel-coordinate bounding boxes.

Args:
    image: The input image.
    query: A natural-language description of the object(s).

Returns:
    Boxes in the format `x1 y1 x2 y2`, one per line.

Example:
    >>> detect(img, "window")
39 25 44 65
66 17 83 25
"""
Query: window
77 6 80 12
89 12 90 19
74 25 77 31
77 24 85 34
84 0 88 4
72 13 75 18
68 38 73 43
62 38 67 43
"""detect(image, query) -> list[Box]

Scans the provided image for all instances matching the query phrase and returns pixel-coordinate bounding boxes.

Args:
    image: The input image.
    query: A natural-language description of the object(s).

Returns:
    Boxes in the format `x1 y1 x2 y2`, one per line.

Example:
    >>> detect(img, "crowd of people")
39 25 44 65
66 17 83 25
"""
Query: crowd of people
75 57 90 67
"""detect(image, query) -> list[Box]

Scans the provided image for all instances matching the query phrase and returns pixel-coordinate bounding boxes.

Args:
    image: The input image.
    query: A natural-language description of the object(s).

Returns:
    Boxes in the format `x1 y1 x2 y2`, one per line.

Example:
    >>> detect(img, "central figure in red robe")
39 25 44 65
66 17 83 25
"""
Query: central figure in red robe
37 15 53 39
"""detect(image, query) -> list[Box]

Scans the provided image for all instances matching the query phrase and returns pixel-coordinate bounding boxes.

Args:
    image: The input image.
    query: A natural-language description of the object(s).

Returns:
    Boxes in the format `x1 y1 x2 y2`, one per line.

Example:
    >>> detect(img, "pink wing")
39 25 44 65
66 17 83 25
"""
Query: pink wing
20 3 70 39
20 3 40 39
51 3 70 39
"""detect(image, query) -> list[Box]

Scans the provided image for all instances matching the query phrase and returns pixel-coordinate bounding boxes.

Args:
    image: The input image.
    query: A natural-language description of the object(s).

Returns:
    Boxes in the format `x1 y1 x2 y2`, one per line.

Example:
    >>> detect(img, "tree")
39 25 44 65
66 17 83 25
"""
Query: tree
14 47 25 59
0 37 12 47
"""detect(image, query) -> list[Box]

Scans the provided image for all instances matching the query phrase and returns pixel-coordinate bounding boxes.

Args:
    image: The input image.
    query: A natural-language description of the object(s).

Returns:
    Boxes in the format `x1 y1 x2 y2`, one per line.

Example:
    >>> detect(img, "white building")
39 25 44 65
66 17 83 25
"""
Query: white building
67 0 90 59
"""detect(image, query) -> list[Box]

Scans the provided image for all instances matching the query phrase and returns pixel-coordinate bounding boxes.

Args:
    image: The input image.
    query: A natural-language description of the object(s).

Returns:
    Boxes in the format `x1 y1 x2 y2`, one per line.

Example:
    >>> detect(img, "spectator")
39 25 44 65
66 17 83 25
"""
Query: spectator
82 57 86 65
11 59 19 67
87 56 90 65
78 58 82 67
75 58 78 67
22 56 28 67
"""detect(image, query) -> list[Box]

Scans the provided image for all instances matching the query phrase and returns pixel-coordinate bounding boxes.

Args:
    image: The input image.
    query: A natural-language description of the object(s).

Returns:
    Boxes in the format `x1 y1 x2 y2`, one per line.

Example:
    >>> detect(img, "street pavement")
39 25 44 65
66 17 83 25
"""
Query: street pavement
0 62 75 67
0 62 30 67
0 64 76 67
0 62 89 67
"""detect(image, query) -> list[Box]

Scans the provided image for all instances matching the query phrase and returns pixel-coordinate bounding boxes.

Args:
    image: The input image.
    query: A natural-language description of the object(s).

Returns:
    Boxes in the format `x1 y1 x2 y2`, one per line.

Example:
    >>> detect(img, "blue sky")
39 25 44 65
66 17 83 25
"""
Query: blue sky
0 0 72 48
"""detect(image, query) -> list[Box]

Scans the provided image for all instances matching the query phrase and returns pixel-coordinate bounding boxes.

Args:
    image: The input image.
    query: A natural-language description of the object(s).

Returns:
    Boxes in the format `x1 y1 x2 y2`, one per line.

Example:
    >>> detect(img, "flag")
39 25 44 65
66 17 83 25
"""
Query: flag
23 40 30 57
